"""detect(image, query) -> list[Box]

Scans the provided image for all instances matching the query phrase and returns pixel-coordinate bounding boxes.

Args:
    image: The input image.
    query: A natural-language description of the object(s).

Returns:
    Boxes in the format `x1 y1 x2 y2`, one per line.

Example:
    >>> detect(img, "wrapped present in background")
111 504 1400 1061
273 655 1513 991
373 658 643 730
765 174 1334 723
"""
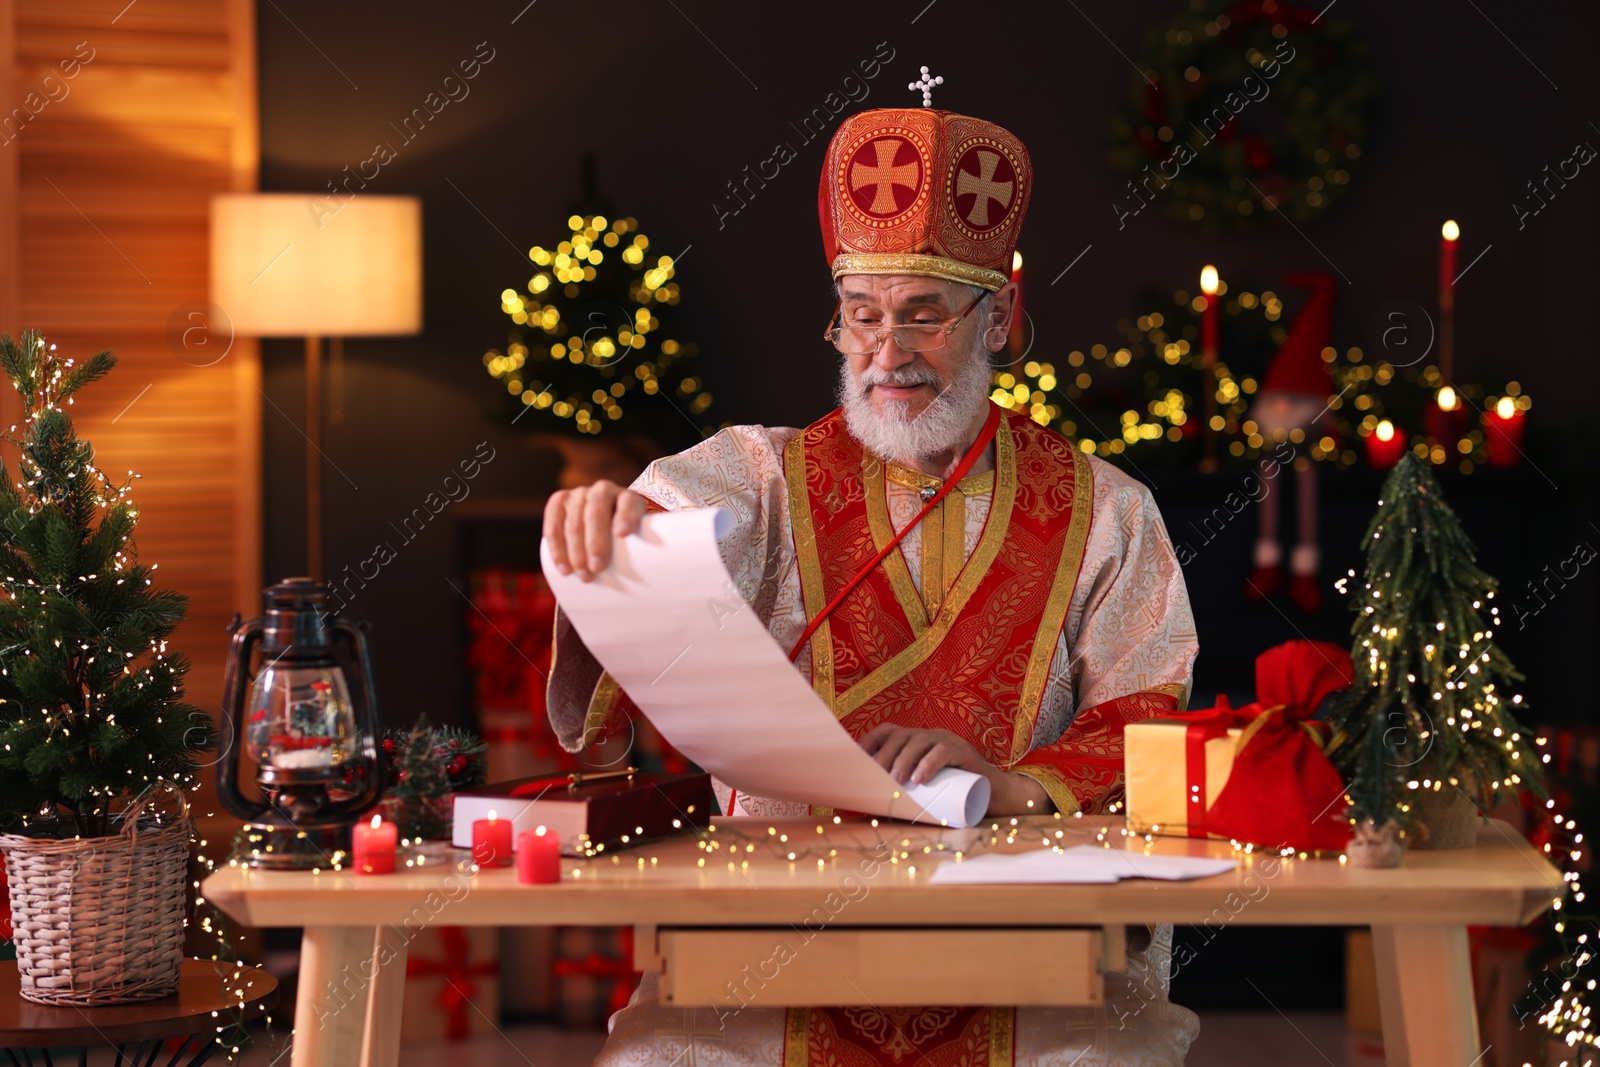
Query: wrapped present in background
1126 640 1353 852
402 925 501 1043
554 926 640 1028
468 569 558 715
468 570 574 783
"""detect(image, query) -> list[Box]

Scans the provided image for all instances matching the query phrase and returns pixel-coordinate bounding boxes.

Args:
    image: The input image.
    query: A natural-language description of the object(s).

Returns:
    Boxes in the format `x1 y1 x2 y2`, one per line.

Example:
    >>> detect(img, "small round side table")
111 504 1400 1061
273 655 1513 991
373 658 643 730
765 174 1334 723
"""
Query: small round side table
0 958 278 1066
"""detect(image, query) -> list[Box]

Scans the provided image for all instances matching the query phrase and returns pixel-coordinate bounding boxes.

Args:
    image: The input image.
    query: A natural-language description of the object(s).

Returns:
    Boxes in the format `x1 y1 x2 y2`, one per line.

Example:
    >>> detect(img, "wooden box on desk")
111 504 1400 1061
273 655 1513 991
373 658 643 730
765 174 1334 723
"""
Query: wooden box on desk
1123 718 1240 838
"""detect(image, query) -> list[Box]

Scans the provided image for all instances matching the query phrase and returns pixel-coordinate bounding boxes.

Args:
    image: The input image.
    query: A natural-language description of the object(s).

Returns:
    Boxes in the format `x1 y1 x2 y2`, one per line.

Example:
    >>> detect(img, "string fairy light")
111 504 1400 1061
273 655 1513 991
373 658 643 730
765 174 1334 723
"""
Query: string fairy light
1002 285 1525 472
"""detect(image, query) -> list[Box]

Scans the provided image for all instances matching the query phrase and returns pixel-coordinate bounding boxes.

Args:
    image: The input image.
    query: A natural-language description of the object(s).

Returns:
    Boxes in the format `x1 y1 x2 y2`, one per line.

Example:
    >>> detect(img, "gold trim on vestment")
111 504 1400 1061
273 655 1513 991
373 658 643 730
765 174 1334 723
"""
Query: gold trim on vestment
1149 681 1190 710
834 417 1018 716
1007 447 1095 767
884 463 995 497
884 463 991 618
783 1008 809 1067
584 672 623 749
944 489 967 606
784 433 835 708
832 252 1008 292
920 494 944 617
863 455 930 636
989 1006 1015 1067
1011 766 1084 816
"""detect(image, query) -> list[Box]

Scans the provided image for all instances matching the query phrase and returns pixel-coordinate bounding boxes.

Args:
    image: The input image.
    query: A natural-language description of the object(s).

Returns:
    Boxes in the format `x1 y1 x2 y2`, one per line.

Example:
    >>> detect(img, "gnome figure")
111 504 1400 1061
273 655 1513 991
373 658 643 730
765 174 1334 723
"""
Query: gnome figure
1245 273 1337 613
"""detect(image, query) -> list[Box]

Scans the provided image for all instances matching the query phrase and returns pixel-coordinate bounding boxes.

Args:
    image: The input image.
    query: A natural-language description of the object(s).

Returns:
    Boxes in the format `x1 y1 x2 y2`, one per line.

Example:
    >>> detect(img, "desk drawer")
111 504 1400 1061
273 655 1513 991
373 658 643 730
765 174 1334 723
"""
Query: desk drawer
644 927 1118 1007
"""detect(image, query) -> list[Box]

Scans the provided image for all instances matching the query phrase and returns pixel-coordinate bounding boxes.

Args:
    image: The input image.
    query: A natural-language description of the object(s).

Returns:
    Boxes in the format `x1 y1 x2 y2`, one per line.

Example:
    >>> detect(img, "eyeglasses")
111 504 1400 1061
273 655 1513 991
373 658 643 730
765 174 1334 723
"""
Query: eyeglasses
822 291 987 355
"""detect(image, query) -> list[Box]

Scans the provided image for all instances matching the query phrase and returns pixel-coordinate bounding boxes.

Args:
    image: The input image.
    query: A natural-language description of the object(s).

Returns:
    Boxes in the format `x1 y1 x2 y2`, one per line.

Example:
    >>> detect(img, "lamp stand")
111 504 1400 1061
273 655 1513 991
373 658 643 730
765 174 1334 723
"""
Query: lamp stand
305 334 323 578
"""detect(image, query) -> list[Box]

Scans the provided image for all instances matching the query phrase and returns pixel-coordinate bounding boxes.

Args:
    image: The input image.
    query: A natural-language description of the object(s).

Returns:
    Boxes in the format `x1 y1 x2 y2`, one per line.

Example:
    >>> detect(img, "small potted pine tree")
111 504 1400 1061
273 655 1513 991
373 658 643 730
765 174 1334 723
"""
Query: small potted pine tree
1327 453 1543 866
0 331 213 1004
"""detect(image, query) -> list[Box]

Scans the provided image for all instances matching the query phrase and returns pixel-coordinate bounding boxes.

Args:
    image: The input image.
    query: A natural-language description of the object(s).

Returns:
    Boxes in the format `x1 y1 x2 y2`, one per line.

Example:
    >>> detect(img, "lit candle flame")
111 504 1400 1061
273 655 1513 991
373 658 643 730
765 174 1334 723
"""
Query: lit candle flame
1376 420 1395 442
536 825 548 837
1200 264 1219 295
1441 220 1460 242
1437 385 1458 411
1012 250 1022 272
1496 396 1516 419
370 814 382 830
487 809 497 822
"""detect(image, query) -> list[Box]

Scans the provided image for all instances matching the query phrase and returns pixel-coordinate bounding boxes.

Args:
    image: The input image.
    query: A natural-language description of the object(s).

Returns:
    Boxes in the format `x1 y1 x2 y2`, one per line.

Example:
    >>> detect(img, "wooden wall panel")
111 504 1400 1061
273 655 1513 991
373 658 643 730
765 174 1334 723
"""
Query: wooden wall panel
0 0 260 814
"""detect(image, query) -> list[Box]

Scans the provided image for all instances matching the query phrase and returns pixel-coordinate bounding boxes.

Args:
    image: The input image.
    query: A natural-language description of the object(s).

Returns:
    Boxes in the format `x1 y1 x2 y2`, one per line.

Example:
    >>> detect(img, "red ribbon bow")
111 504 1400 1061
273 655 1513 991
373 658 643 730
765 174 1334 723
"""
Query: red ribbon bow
404 926 499 1041
1175 640 1355 852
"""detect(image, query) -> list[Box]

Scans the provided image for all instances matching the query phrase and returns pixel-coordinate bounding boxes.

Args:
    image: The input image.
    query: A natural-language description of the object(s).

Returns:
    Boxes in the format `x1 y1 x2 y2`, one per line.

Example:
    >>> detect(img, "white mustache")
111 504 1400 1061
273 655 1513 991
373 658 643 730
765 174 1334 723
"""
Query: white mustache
860 367 942 391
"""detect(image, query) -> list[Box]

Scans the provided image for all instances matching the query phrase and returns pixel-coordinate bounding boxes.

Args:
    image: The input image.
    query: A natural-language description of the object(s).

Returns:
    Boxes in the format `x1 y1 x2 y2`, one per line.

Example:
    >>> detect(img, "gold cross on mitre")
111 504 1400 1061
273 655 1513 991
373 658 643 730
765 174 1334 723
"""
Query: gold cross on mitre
908 65 944 107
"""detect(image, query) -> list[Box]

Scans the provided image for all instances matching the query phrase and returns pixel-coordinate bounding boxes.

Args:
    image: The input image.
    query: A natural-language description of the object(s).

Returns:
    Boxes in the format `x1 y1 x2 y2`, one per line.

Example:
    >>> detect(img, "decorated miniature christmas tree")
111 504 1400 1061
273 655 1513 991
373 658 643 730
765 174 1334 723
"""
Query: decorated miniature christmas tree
382 716 488 840
0 332 213 838
1326 453 1542 852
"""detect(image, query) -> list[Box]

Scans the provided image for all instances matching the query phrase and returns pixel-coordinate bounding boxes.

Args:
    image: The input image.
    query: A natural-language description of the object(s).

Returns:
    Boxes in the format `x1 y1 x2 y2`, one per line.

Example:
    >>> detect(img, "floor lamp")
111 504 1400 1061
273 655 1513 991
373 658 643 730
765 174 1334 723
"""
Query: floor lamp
210 194 422 578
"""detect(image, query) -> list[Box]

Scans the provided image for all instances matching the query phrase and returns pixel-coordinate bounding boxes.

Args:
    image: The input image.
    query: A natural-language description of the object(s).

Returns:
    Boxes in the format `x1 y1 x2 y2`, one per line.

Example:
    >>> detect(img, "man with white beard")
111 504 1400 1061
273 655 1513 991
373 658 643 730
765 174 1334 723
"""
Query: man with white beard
542 104 1201 1066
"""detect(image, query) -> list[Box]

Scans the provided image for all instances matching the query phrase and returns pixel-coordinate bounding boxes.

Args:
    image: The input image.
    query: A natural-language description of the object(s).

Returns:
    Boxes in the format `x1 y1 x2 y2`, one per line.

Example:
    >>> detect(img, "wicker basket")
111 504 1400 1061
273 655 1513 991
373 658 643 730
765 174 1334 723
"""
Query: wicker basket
0 783 192 1005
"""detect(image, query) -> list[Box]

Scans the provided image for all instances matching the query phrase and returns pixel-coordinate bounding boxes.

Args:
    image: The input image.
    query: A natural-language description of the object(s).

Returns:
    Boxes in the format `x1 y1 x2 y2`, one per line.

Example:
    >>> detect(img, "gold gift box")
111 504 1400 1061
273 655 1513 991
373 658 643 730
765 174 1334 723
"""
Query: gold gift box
1124 717 1241 839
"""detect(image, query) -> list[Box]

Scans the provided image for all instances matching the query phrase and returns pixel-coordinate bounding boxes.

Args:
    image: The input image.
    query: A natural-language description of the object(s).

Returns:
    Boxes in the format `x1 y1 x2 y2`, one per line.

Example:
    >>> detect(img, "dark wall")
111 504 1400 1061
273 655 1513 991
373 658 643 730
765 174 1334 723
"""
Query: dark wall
257 0 1600 730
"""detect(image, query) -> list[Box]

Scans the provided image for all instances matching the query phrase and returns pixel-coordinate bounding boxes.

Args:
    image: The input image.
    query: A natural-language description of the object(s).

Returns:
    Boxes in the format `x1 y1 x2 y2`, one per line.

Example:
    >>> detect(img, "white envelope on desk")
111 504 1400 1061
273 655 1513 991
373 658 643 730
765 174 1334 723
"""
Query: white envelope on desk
542 507 991 827
928 845 1238 885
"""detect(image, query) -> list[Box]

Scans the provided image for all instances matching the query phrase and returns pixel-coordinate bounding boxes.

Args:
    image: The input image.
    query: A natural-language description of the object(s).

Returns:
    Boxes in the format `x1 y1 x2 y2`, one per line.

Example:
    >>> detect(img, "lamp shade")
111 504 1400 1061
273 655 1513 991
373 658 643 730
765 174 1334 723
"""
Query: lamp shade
210 193 422 337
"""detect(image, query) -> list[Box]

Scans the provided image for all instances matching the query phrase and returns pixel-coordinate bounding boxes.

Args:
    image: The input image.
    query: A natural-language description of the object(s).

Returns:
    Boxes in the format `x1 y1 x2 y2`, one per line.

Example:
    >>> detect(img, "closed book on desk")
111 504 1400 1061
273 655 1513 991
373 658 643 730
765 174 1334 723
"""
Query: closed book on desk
451 770 713 856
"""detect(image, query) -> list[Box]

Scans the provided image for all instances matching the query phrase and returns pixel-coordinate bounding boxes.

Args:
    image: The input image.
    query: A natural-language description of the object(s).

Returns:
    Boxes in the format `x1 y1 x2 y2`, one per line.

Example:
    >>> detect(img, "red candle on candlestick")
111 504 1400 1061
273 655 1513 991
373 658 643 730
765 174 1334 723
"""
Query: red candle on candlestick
516 825 562 884
1366 420 1407 469
353 814 396 875
1484 396 1525 468
1200 264 1220 353
1007 250 1025 357
1439 220 1458 383
1198 265 1221 470
472 810 514 868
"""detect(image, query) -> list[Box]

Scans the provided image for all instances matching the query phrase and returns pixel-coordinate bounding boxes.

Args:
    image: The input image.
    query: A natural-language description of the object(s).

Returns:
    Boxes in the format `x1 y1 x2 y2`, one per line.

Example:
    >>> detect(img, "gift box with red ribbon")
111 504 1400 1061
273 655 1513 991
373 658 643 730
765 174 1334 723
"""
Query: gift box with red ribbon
401 925 501 1043
1125 640 1355 852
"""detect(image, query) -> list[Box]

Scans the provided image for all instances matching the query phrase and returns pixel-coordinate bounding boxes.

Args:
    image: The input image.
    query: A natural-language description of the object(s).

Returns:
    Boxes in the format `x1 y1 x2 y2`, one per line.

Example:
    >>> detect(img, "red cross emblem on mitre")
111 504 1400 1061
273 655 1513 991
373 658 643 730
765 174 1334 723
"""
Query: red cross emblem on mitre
819 108 1031 292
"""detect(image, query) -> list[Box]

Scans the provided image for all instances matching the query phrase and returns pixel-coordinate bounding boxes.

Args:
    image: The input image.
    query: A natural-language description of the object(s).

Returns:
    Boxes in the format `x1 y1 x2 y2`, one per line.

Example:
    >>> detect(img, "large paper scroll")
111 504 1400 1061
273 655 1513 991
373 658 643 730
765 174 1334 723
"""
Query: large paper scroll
542 508 991 827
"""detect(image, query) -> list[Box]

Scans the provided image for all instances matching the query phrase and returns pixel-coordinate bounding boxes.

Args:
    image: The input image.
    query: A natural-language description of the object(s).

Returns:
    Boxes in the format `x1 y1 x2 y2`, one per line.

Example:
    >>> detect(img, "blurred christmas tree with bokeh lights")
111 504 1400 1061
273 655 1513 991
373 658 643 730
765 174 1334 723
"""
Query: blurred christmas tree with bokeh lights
482 160 714 448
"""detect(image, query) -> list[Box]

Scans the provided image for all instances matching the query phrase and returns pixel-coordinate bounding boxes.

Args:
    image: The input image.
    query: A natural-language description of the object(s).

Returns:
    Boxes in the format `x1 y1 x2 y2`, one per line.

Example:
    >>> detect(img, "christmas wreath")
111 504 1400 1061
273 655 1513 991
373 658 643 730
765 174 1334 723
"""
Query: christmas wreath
1109 0 1378 230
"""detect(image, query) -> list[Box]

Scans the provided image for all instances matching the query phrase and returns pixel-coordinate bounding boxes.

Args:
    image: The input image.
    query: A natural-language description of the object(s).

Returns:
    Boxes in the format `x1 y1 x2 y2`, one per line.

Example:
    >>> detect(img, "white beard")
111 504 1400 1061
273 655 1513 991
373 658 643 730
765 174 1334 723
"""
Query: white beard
837 338 993 465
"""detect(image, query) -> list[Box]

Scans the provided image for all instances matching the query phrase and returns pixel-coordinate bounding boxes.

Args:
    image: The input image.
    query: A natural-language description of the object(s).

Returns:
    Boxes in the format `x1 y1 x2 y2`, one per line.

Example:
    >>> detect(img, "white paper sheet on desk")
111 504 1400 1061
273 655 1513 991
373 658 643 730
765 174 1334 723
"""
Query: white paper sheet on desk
928 845 1237 885
541 507 991 827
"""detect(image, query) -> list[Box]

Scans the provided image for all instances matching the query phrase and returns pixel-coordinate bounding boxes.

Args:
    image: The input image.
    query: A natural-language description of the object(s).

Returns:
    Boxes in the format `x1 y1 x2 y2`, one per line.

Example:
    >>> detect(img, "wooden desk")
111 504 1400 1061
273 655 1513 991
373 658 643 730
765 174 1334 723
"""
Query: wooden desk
203 814 1561 1067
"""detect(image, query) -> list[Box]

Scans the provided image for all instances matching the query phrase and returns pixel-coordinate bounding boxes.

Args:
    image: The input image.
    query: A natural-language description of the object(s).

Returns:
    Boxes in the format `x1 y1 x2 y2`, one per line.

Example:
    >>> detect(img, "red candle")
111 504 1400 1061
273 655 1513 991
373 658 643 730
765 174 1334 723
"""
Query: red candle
1199 264 1220 354
1423 386 1463 446
1007 250 1025 357
1198 265 1222 470
1439 221 1458 383
1484 396 1525 468
1439 220 1459 298
1366 420 1407 469
472 810 514 868
516 825 562 884
352 814 396 875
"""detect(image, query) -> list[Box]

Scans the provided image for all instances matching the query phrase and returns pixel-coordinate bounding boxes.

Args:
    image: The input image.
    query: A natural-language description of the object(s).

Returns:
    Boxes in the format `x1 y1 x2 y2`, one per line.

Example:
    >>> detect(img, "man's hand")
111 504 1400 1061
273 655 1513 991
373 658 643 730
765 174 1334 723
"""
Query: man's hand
543 480 649 581
858 723 1051 817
